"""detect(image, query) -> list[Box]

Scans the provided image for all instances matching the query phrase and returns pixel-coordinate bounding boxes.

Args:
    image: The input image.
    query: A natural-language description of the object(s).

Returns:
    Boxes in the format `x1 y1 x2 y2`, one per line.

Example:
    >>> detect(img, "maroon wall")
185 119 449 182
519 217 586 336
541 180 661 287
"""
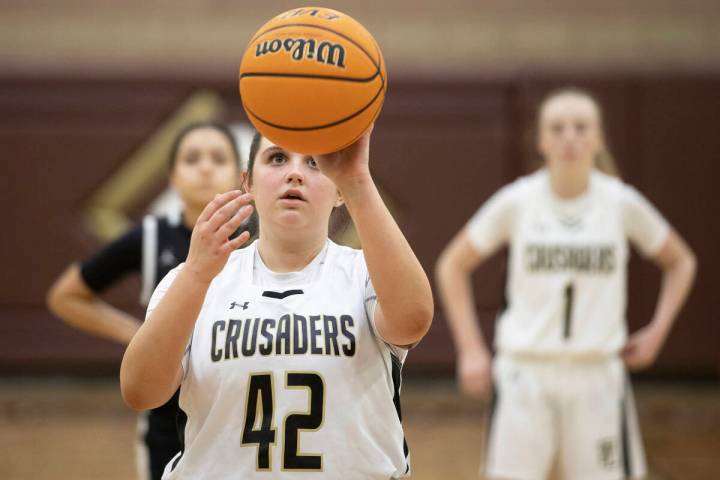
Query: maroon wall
1 75 717 377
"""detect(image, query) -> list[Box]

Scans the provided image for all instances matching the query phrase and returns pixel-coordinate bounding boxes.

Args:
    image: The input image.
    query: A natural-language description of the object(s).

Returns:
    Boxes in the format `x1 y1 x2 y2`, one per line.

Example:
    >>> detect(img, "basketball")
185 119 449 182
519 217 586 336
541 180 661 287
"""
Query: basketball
238 7 387 154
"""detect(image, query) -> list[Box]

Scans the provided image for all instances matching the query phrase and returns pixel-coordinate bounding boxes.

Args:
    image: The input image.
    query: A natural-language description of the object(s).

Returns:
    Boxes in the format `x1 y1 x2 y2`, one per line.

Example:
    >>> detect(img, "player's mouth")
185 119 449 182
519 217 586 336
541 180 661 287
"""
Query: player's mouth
279 189 307 204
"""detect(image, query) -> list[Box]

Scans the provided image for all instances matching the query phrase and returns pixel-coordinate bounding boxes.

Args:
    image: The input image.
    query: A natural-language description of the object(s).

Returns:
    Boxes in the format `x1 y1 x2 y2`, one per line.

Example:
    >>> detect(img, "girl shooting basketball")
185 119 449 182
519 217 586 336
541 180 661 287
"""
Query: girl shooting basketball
120 127 433 479
435 89 696 480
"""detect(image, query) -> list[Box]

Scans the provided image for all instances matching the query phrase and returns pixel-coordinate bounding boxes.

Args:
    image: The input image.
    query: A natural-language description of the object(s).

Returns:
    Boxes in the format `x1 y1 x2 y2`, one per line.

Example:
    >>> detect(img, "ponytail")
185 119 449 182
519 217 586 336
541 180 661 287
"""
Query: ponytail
594 148 621 178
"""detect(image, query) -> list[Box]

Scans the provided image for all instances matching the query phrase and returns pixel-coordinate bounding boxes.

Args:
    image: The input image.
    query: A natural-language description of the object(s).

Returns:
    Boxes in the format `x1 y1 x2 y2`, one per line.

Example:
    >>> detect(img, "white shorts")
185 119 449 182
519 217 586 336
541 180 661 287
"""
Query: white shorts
484 354 647 480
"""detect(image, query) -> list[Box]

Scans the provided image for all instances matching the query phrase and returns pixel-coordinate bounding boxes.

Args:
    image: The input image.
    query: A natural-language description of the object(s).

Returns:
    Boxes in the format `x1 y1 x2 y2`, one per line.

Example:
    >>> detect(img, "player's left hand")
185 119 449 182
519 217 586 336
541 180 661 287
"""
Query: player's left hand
314 125 373 189
621 325 665 371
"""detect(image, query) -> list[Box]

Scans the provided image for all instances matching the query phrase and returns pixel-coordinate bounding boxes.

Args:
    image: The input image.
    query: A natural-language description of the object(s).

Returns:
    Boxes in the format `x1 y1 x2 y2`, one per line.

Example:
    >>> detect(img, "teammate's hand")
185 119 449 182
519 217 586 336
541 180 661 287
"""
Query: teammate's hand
184 190 254 284
621 325 665 371
457 348 493 399
314 125 373 188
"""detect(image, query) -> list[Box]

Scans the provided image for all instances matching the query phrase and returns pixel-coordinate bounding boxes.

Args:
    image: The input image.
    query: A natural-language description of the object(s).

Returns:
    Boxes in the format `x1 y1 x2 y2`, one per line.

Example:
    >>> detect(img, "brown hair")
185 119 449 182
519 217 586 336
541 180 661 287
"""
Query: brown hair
538 87 621 178
168 121 241 171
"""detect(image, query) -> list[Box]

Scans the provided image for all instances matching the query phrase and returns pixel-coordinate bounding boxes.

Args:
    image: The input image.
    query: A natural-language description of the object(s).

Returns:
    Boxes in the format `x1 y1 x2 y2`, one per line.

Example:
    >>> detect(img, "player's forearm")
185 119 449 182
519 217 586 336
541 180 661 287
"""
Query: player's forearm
650 250 697 339
46 267 142 344
341 174 433 342
435 252 488 355
120 269 210 410
49 294 140 344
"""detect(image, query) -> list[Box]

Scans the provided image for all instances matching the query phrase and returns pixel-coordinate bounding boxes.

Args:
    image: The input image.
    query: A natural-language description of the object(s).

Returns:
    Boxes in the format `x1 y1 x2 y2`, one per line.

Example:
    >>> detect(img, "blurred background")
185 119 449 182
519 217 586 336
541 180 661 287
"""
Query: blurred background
1 1 719 479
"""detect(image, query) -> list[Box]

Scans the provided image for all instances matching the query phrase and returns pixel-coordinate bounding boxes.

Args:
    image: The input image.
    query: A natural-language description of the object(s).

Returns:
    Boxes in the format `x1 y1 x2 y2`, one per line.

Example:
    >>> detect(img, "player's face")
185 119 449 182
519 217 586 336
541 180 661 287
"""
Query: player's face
247 137 340 232
538 95 603 174
170 128 239 208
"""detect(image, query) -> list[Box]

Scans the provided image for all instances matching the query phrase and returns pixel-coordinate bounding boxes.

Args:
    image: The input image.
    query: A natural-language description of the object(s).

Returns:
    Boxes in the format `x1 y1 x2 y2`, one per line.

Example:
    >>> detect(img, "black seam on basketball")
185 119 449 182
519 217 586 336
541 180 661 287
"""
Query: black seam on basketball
330 59 385 151
240 70 380 83
245 81 385 131
248 23 380 71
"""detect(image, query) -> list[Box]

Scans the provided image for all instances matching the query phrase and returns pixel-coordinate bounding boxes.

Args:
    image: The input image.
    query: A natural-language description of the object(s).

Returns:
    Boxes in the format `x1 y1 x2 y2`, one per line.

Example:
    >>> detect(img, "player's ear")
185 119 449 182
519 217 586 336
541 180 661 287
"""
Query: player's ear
241 170 252 193
334 189 344 208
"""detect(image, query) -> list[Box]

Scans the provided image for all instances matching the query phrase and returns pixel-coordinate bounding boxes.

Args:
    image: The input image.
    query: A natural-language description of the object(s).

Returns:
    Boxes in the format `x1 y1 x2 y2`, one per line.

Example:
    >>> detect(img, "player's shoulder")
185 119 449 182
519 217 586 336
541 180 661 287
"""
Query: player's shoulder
108 221 144 248
591 170 637 201
226 240 256 270
153 212 192 234
496 168 546 201
325 240 366 282
327 240 364 264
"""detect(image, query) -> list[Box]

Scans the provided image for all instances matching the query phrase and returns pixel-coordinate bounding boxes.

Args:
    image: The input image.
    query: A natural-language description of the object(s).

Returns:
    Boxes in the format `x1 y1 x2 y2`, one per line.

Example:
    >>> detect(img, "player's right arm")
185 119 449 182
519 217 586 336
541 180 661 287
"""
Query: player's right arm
436 232 493 398
46 264 142 344
435 183 516 398
120 191 253 411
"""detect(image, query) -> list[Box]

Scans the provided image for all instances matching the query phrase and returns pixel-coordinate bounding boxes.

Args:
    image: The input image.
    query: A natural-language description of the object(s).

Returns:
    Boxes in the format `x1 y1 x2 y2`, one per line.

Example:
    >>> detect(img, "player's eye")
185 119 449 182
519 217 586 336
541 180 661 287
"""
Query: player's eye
269 153 286 165
212 151 230 166
574 122 588 134
182 151 199 165
307 157 318 169
550 123 563 135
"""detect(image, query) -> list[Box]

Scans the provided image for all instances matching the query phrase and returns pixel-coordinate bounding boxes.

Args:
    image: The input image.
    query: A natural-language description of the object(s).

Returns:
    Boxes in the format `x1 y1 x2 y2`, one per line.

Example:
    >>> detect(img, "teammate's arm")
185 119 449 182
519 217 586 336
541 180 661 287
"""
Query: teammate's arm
120 191 253 411
46 264 141 344
435 231 493 397
316 129 433 347
622 229 697 370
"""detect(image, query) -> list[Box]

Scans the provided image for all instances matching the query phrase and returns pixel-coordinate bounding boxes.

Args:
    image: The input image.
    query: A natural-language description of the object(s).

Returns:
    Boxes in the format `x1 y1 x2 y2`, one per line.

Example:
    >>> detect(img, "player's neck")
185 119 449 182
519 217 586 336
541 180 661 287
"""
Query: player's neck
549 166 591 200
257 228 327 273
182 205 203 229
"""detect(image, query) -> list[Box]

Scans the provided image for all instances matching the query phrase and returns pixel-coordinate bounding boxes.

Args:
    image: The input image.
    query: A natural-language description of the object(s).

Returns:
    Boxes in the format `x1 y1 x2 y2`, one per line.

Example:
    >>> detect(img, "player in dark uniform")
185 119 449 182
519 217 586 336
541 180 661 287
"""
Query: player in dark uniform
47 121 244 480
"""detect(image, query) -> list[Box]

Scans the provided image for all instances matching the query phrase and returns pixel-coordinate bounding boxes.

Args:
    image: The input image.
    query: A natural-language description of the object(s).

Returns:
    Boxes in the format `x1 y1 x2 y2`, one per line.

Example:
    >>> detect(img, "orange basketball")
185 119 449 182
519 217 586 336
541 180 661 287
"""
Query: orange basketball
238 7 387 155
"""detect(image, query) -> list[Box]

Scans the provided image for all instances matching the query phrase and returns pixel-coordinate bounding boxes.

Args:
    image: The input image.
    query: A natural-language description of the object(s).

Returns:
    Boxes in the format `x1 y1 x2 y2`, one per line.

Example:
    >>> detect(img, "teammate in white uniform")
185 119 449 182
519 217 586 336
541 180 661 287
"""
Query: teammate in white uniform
436 89 696 480
120 127 434 479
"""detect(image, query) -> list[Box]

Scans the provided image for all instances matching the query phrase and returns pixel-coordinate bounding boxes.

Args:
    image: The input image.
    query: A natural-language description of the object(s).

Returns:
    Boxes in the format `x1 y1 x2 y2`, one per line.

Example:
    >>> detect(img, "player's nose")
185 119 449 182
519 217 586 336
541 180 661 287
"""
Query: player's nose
285 159 305 184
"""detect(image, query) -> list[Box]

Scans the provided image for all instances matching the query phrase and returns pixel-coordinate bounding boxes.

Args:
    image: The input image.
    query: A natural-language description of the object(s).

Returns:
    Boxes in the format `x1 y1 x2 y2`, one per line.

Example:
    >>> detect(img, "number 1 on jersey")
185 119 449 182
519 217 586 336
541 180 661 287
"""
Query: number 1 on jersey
242 372 324 471
563 283 574 339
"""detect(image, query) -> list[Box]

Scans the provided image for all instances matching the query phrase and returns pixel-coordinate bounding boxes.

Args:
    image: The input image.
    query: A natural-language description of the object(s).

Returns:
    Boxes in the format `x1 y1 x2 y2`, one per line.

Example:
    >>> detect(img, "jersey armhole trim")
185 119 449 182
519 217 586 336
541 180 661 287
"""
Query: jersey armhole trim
140 215 158 306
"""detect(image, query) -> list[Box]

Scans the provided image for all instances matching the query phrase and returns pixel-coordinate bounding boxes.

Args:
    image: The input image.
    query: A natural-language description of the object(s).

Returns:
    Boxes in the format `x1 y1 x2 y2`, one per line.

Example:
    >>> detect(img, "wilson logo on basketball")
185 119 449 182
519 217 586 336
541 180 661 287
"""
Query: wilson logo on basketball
255 38 347 69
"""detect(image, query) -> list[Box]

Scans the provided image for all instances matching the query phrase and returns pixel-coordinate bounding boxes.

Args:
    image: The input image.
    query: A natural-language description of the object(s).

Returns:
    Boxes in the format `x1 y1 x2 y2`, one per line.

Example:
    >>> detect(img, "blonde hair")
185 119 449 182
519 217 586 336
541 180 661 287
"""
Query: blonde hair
538 87 621 178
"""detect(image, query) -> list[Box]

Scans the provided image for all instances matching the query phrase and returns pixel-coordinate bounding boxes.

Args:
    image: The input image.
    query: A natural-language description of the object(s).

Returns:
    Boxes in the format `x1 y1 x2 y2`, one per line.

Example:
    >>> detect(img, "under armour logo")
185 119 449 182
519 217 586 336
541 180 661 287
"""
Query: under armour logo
159 248 177 267
230 301 249 310
560 216 583 229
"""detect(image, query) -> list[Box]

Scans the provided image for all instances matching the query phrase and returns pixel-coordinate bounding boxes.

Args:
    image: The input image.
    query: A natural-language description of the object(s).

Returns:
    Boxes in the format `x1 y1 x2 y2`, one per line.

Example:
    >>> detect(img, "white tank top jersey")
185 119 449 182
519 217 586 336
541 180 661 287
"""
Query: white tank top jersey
467 169 670 358
147 240 410 480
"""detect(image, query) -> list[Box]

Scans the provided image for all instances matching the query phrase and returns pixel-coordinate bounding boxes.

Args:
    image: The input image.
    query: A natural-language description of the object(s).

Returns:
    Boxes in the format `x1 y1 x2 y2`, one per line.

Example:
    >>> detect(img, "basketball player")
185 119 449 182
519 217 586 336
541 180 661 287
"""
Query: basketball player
46 121 243 480
120 127 433 479
435 89 697 480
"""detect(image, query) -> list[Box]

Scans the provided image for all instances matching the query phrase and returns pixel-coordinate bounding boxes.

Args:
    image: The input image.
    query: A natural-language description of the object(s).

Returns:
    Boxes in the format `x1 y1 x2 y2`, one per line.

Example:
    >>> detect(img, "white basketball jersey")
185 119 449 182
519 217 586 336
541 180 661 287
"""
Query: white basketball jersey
467 169 669 357
148 240 410 479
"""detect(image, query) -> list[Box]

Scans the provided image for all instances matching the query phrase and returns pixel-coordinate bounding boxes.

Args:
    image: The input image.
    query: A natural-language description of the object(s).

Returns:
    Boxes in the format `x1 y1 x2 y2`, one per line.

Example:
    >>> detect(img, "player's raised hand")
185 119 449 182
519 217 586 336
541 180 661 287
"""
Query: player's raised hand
314 125 373 188
185 190 254 284
457 348 493 399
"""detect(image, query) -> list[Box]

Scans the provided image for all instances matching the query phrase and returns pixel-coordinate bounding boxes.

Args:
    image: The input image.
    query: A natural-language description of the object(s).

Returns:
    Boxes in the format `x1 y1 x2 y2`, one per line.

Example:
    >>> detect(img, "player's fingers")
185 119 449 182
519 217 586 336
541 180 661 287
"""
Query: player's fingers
223 230 251 252
219 205 254 237
197 190 243 224
621 341 636 356
206 193 253 233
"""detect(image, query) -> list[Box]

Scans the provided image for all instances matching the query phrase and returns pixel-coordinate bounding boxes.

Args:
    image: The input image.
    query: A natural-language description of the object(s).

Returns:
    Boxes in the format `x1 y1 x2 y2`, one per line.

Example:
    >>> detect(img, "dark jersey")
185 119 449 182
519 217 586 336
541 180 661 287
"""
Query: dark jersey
80 215 192 302
80 214 191 480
